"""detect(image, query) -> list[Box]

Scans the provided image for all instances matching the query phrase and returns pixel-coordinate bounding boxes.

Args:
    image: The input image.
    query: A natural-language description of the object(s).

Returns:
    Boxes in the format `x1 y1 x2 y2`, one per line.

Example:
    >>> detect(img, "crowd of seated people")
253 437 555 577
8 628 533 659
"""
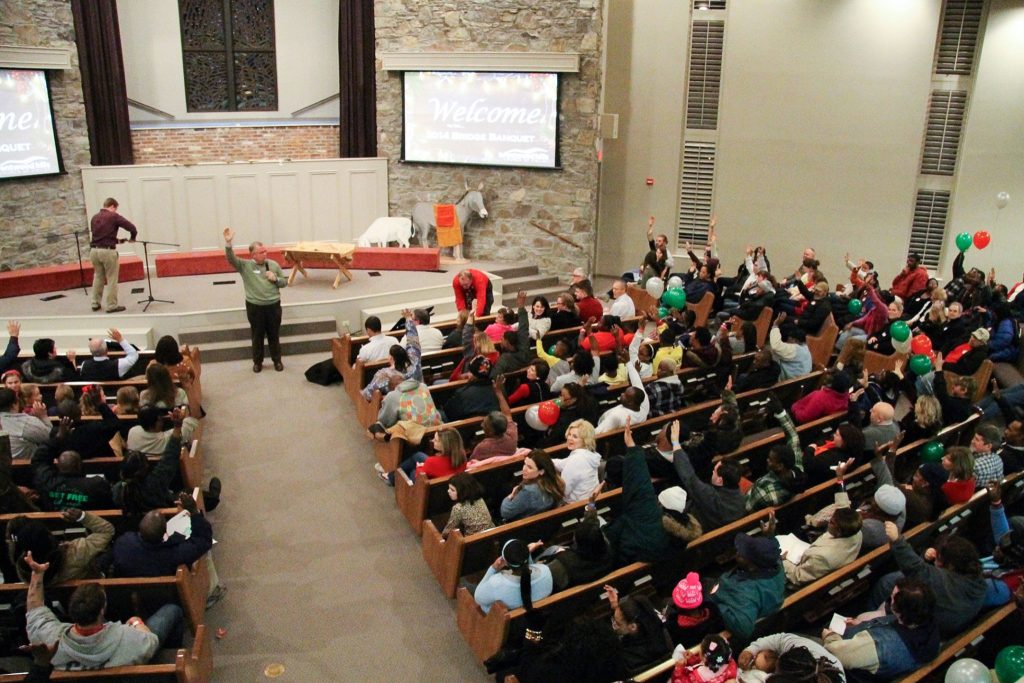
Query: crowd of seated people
0 326 224 676
336 216 1024 681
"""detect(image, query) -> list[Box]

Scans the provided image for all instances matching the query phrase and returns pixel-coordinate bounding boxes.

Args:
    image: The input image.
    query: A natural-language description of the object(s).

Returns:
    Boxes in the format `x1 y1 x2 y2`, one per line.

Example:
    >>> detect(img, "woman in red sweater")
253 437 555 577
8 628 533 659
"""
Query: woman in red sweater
937 446 976 506
376 428 467 485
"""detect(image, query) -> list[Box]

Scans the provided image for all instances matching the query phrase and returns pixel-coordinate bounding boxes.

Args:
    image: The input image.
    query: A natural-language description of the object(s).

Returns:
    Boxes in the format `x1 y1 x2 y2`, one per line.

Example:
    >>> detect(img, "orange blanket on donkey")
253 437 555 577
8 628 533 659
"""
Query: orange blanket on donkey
433 204 462 247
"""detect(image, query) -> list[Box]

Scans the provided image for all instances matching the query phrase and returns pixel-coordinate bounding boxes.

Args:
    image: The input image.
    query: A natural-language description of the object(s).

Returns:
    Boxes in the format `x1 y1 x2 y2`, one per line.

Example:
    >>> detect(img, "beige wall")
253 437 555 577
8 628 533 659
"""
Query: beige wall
596 0 689 277
946 1 1024 281
598 0 1024 289
118 0 340 122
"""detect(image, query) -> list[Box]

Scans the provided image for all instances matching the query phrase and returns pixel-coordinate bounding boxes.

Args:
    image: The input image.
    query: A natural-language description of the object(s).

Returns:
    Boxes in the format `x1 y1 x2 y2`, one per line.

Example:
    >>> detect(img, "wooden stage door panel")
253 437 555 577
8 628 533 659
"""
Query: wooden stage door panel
139 178 178 253
310 171 342 243
183 176 219 251
268 173 301 245
227 175 261 239
347 169 384 242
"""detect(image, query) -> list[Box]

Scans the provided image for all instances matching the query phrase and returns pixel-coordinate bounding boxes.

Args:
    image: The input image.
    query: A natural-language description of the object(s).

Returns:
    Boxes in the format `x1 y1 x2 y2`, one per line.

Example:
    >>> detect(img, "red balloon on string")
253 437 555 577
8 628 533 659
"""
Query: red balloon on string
910 335 933 356
974 230 991 249
927 351 937 364
537 400 560 426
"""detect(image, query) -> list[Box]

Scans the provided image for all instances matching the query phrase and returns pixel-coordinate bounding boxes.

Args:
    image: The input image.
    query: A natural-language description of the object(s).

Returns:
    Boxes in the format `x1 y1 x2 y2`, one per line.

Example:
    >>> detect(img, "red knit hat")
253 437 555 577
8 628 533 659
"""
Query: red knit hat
672 571 703 609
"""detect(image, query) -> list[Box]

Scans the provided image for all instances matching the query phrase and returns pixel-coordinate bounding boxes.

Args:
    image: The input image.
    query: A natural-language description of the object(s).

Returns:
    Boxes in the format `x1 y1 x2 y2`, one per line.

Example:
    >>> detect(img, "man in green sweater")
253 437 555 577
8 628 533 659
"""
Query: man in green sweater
223 228 288 372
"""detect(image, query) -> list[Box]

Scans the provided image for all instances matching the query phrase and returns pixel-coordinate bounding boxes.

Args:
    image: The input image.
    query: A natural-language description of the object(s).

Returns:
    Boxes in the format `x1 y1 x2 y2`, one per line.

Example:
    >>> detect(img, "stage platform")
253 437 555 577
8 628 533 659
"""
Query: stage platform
2 259 524 357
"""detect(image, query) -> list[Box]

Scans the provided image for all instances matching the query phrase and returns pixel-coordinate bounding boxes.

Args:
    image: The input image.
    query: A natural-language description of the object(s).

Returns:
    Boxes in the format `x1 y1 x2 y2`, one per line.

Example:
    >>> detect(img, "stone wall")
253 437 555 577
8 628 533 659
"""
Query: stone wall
132 125 341 165
0 0 91 271
375 0 603 277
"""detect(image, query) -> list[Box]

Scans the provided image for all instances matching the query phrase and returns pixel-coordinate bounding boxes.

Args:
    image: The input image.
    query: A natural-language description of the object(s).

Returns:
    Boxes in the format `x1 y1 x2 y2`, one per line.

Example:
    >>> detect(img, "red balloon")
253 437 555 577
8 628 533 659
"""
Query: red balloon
537 400 560 426
927 351 937 363
974 230 991 249
910 334 933 356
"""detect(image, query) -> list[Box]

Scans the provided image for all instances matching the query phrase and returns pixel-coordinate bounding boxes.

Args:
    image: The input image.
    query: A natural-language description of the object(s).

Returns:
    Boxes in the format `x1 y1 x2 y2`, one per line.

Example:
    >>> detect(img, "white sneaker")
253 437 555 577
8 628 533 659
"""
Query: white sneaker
373 462 385 475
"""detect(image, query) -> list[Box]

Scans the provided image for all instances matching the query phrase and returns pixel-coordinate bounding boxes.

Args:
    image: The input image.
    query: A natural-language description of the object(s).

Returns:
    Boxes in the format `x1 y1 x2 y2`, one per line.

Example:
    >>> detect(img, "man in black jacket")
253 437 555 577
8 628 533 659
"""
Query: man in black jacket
31 444 112 510
20 338 77 383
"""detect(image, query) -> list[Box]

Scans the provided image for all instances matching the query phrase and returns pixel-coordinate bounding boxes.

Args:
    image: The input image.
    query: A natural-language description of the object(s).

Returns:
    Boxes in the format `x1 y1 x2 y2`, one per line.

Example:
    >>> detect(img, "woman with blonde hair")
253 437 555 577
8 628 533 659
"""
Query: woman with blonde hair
500 450 565 522
900 395 943 441
552 419 602 503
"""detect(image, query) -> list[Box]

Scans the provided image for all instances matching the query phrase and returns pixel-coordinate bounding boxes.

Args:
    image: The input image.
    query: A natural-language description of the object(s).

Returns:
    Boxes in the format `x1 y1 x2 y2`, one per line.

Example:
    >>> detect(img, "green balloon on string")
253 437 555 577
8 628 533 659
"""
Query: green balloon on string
920 441 944 463
657 306 669 318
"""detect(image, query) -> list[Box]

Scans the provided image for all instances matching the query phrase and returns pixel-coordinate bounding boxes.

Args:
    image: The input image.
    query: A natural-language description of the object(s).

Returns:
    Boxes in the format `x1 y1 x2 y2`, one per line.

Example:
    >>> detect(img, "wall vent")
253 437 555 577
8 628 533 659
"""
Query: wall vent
936 0 983 75
908 189 951 268
921 90 967 175
677 142 716 245
686 21 724 130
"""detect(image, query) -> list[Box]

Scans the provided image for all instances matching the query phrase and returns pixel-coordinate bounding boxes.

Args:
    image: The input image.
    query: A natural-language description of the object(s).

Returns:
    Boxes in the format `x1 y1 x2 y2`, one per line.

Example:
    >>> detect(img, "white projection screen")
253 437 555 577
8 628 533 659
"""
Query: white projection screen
0 69 63 180
403 71 560 169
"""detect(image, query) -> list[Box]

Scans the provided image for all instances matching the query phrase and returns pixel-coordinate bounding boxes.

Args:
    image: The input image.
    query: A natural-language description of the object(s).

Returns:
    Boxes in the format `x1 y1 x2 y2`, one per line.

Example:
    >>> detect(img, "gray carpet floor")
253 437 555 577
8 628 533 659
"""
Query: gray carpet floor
197 352 489 682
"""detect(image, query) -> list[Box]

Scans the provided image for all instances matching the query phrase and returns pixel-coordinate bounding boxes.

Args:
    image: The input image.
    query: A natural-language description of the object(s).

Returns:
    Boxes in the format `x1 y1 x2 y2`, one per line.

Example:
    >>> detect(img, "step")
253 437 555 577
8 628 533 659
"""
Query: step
180 317 337 345
499 274 561 292
501 285 567 307
195 332 338 363
487 265 539 279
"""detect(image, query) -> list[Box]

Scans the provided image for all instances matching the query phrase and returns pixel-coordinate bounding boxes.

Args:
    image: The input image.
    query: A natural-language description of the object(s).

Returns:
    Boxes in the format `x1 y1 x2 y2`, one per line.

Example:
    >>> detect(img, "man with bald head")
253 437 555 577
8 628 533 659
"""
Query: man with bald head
608 279 636 318
77 328 140 381
30 443 112 510
113 492 213 578
863 402 899 453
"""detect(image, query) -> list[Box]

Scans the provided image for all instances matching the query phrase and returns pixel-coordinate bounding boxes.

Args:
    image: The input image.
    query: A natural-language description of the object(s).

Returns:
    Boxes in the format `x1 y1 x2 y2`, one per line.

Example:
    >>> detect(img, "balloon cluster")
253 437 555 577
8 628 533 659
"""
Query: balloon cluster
945 647 1024 683
955 231 991 252
645 278 687 311
525 400 560 431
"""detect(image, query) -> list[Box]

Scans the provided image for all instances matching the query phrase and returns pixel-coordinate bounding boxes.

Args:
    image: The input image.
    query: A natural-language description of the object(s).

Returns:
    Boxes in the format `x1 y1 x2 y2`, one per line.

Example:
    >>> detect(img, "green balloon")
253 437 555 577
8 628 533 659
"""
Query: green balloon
920 441 944 463
662 288 686 309
890 320 911 343
996 645 1024 683
548 344 557 355
908 353 932 376
956 231 973 252
847 298 863 315
657 306 669 318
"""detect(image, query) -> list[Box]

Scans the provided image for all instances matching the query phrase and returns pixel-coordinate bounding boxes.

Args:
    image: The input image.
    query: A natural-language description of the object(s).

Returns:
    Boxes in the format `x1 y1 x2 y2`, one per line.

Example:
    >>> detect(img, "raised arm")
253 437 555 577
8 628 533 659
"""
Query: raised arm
222 227 243 271
402 311 423 381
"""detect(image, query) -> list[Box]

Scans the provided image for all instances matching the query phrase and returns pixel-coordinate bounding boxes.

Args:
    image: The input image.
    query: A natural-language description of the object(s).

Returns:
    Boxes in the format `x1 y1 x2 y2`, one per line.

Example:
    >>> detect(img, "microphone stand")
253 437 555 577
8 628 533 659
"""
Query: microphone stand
135 239 180 311
51 230 90 294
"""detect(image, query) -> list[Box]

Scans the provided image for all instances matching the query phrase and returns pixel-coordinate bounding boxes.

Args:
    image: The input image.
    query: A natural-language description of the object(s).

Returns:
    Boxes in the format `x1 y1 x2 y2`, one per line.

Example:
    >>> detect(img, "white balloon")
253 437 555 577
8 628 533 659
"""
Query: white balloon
525 405 547 431
944 658 990 683
667 276 684 290
645 277 665 299
893 337 912 355
996 191 1010 209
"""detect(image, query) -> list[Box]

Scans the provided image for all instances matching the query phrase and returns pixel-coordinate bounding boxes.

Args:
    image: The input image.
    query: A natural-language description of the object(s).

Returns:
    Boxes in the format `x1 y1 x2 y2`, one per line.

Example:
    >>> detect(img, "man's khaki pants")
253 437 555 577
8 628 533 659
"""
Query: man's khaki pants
90 247 120 310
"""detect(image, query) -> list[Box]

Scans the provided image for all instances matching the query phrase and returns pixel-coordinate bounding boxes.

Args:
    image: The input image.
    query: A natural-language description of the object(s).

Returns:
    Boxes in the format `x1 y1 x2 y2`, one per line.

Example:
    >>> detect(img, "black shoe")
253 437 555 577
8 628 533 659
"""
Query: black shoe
204 477 221 512
253 363 263 373
274 360 284 372
91 304 101 311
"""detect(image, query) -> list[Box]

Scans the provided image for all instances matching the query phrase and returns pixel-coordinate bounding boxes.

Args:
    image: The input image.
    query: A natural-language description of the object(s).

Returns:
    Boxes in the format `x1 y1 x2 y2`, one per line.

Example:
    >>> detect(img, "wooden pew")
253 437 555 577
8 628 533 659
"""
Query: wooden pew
944 359 994 403
0 558 209 636
686 292 715 328
0 624 213 682
806 314 839 369
450 413 983 664
423 489 623 598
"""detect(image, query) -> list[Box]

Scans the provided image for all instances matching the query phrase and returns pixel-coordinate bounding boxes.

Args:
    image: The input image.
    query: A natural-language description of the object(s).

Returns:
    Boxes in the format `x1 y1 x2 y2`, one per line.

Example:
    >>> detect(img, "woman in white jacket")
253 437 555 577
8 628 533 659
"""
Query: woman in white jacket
552 419 602 503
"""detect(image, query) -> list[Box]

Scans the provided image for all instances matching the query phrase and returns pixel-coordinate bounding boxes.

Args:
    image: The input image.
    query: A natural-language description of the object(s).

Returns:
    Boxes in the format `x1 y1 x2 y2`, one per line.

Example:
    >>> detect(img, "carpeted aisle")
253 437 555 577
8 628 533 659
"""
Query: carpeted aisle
197 352 489 681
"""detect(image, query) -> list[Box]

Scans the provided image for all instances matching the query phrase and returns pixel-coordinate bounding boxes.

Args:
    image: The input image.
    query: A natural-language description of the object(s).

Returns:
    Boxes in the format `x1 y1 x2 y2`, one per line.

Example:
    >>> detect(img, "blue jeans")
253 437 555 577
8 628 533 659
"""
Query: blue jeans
388 451 428 485
836 327 867 351
977 382 1024 421
145 603 184 649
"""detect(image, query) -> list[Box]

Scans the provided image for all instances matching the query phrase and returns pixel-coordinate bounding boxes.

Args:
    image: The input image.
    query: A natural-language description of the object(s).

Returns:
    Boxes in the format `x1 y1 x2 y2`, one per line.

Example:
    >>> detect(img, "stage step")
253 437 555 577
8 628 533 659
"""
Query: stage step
486 265 540 279
179 317 338 345
180 317 339 362
193 331 338 363
502 284 567 308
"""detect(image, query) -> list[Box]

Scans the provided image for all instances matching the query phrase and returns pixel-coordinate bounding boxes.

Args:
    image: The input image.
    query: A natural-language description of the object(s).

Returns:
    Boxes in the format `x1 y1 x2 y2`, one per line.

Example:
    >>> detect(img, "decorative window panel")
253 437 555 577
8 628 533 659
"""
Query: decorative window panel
686 21 724 130
693 0 727 9
908 190 950 268
677 142 716 246
179 0 278 112
936 0 982 75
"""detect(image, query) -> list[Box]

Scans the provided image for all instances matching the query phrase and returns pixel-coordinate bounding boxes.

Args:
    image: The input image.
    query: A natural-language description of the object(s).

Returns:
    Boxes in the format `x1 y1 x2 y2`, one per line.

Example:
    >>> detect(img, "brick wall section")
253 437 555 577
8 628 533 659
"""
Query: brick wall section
0 1 91 271
375 0 603 277
131 125 341 165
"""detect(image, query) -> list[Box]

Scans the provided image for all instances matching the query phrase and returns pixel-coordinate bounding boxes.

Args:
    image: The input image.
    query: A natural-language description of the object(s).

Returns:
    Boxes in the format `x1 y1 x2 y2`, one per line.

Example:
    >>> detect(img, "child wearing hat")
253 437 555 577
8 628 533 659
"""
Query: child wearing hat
671 634 737 683
664 572 716 645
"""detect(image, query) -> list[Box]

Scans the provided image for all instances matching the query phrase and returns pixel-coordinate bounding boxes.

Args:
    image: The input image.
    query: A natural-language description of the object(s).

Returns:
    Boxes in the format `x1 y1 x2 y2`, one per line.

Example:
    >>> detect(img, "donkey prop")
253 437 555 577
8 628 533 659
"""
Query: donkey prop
411 183 488 261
